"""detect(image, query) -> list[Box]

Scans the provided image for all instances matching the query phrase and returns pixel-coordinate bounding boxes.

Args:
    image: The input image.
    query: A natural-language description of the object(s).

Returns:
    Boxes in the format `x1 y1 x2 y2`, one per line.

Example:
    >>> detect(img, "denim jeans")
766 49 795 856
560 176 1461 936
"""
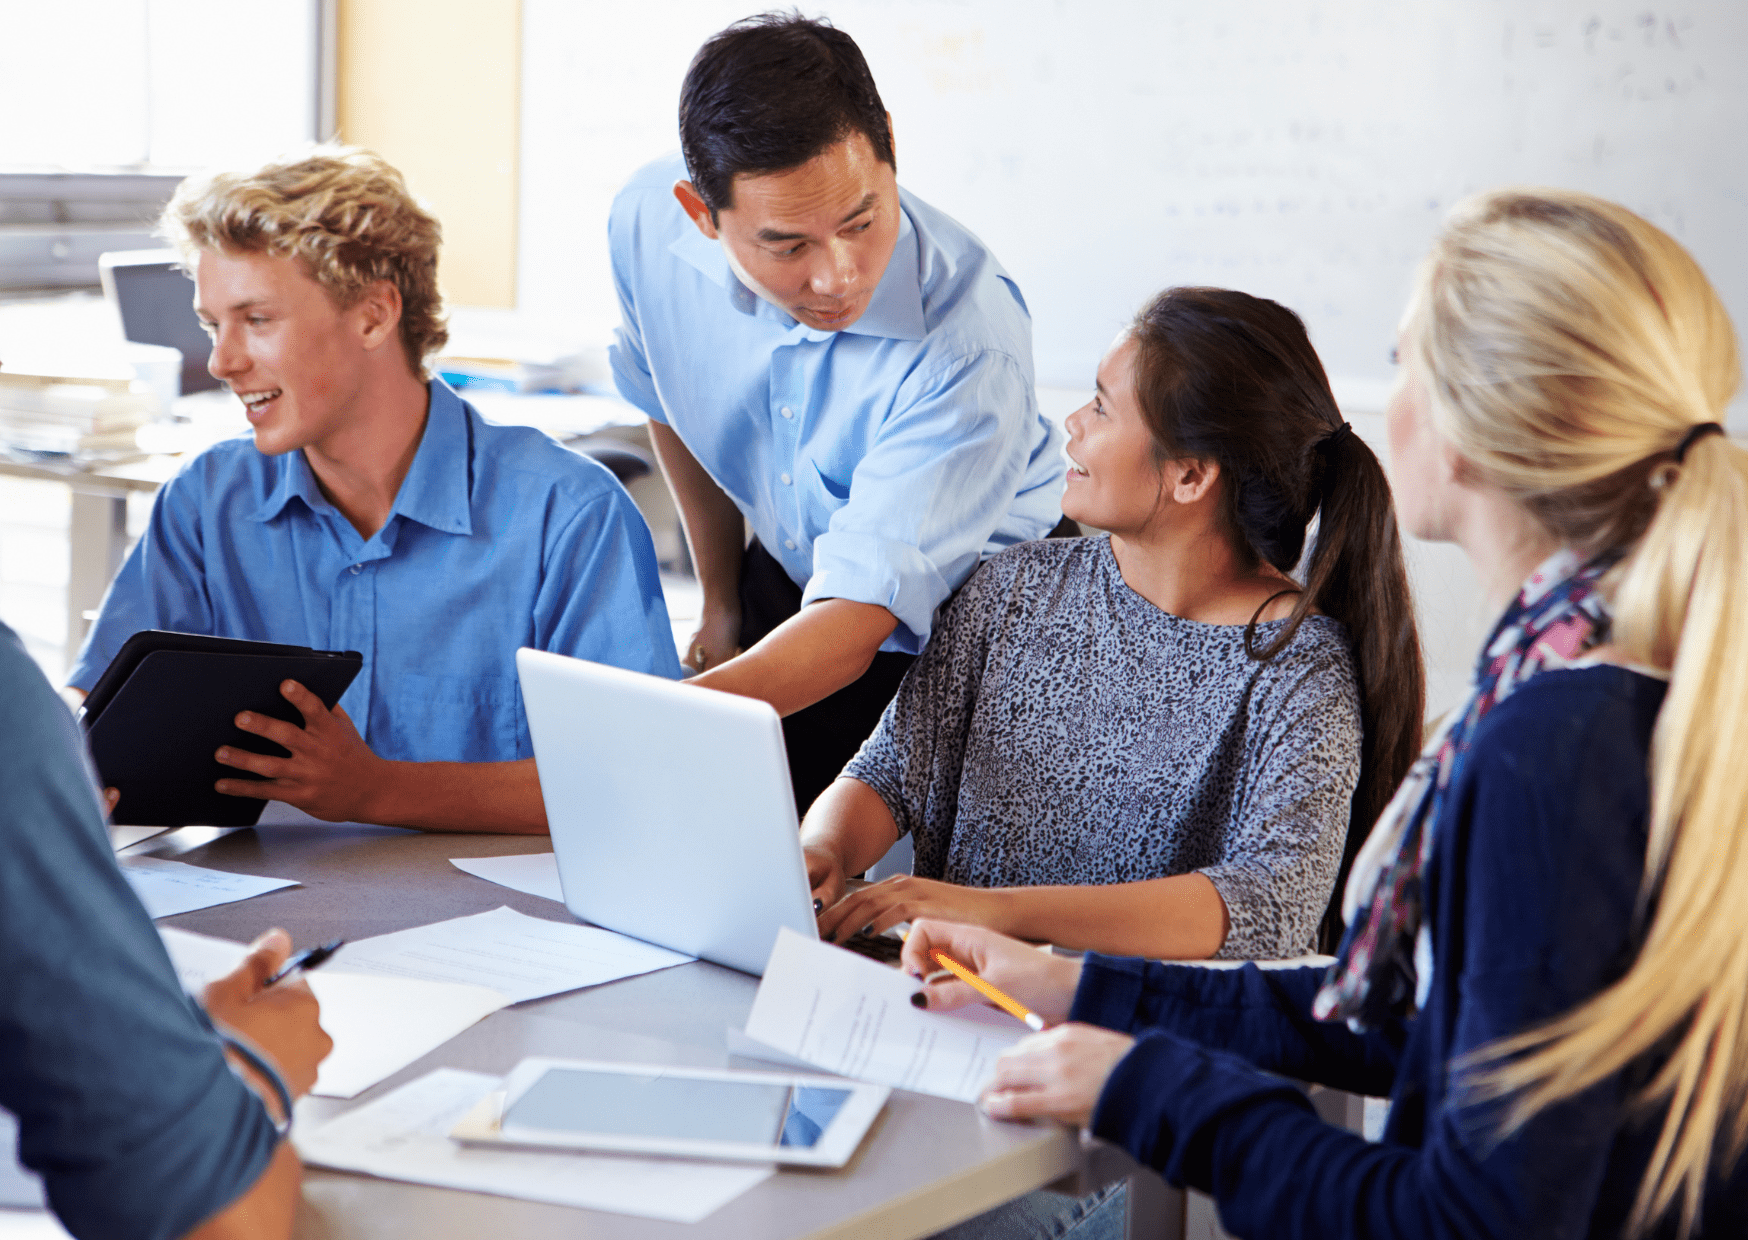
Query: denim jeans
929 1179 1129 1240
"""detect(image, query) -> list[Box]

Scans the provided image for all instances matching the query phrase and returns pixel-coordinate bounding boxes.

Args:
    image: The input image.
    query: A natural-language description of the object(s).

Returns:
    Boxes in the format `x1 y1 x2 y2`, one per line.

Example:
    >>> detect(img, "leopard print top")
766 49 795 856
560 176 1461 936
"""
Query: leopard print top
844 536 1362 959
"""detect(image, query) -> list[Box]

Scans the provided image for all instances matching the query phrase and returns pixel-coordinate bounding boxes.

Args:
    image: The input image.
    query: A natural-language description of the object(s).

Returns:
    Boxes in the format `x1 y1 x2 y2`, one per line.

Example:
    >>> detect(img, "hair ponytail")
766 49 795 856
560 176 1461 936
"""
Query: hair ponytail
1413 188 1745 1239
1286 427 1425 950
1130 288 1426 950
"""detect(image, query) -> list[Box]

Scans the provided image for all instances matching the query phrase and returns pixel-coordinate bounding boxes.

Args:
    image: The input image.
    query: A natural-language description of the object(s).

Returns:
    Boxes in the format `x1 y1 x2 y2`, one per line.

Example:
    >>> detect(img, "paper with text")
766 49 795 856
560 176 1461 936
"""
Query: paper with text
327 906 692 1004
121 856 298 918
744 928 1025 1103
449 853 564 903
158 928 511 1098
295 1068 772 1221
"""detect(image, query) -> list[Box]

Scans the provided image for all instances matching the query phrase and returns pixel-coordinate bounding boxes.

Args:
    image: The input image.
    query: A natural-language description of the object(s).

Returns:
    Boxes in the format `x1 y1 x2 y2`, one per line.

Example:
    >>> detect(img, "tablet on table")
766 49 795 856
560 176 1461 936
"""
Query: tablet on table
450 1057 889 1168
81 629 362 827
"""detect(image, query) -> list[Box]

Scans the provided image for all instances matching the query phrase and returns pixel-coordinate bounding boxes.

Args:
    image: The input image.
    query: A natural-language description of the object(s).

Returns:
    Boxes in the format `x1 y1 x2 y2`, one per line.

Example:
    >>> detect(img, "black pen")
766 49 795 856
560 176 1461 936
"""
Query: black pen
265 939 345 987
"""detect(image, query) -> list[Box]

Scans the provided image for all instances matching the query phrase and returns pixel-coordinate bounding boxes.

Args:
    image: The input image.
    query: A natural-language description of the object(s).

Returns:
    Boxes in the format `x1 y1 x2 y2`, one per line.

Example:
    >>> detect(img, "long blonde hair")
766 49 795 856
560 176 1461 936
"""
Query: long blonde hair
1409 188 1745 1237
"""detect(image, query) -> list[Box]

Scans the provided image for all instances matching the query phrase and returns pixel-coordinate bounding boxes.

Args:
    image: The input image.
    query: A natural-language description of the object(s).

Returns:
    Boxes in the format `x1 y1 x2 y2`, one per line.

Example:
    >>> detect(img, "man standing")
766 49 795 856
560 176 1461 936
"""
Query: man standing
71 146 680 832
611 13 1066 811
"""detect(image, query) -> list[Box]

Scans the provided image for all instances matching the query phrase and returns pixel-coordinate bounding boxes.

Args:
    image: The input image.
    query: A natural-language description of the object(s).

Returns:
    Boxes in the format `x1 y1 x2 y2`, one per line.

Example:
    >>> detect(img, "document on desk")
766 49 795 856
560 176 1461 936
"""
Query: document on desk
744 928 1025 1103
121 855 298 918
109 824 169 852
450 852 564 903
295 1068 772 1221
329 905 692 1004
159 928 511 1098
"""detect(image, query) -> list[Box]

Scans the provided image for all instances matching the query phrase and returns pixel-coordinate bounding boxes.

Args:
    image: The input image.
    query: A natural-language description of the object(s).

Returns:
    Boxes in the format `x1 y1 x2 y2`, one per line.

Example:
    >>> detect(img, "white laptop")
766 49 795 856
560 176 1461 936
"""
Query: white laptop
518 648 892 976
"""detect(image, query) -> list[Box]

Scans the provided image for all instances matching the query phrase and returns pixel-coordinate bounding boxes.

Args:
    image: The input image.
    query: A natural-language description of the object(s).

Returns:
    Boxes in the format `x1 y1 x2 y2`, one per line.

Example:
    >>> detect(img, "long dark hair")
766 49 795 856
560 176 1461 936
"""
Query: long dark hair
1130 287 1425 951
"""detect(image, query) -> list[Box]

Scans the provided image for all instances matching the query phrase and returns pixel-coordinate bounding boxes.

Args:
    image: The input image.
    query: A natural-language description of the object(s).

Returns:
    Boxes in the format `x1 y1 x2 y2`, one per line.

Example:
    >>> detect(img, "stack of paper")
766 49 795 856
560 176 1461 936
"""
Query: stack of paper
744 928 1028 1103
296 1069 772 1220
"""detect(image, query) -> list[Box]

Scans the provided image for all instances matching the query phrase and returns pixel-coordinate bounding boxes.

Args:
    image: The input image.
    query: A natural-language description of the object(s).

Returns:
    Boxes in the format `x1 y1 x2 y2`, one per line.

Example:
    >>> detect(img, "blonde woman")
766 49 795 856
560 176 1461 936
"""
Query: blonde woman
905 189 1748 1238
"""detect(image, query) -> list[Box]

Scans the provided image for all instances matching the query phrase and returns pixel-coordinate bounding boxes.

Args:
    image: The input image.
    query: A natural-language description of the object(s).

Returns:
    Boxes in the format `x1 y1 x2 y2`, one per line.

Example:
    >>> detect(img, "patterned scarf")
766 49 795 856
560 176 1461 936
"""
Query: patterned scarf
1312 548 1614 1030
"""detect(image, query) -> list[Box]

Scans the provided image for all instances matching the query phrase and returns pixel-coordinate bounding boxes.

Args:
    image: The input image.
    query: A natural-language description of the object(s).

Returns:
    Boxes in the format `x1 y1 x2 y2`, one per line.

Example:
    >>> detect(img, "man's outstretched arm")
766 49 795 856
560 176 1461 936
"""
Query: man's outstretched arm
206 680 548 833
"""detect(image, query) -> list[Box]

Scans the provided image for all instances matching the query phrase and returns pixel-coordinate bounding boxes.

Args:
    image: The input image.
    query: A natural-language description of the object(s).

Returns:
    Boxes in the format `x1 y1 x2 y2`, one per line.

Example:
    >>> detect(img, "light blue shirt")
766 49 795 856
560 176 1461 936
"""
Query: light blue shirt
70 380 681 762
609 154 1065 654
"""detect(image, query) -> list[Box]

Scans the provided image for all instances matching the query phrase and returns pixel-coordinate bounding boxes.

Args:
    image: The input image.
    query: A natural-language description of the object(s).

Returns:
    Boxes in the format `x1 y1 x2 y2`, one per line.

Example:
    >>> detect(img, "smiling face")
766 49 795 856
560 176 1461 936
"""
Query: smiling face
194 248 399 457
1061 335 1175 535
678 132 900 333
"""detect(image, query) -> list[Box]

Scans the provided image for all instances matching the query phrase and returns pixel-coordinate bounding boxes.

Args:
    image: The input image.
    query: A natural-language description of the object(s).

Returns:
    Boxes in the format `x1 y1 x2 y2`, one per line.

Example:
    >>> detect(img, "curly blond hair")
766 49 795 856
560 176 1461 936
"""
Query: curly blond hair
162 145 448 372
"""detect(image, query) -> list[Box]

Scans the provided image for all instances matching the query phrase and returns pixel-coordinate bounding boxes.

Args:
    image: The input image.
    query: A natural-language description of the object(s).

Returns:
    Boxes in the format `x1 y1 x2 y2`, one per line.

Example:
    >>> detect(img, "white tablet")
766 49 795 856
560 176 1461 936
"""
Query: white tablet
449 1057 889 1168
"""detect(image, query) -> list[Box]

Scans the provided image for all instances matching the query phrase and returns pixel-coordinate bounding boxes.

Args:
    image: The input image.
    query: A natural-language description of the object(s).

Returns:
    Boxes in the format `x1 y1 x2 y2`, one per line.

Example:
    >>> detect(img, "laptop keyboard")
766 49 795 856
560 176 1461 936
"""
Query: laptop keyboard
837 929 905 967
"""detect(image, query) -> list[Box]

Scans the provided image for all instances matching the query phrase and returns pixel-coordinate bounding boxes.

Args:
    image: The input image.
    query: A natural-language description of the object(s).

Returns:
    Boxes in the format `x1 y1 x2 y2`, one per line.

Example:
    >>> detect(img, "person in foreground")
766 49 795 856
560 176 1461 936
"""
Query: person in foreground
0 619 331 1239
906 189 1748 1238
808 288 1423 962
68 146 679 833
611 13 1066 812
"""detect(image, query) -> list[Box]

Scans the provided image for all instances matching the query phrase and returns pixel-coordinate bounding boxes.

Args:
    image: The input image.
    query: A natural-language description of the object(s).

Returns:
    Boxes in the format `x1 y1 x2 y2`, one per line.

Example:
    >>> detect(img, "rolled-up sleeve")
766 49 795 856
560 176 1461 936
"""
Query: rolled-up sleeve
803 349 1044 652
0 626 278 1240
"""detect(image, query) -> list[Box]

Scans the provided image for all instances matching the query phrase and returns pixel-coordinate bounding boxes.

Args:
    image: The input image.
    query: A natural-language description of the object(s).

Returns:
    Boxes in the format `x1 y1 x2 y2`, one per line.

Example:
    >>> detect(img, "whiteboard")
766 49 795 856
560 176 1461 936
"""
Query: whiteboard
519 0 1747 418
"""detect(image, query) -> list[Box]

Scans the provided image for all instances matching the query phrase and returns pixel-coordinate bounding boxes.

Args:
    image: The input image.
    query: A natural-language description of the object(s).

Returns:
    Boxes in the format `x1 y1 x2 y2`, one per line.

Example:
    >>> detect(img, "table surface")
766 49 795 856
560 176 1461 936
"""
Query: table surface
129 819 1088 1240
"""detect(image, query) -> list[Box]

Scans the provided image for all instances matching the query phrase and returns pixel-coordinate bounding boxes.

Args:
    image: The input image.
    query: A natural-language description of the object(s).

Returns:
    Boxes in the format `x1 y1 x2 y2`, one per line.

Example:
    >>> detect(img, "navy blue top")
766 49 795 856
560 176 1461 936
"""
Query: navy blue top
0 621 278 1238
69 379 681 762
1072 666 1748 1238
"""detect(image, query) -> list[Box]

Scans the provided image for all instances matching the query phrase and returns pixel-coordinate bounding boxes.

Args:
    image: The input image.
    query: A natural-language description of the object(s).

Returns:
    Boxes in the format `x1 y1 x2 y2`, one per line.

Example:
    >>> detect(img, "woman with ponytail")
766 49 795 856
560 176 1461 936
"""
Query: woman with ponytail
902 189 1748 1239
805 286 1423 961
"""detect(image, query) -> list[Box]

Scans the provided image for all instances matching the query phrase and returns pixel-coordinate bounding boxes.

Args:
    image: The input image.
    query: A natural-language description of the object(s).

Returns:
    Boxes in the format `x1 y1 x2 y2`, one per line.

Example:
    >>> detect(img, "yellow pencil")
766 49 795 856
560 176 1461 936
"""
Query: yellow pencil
929 950 1046 1031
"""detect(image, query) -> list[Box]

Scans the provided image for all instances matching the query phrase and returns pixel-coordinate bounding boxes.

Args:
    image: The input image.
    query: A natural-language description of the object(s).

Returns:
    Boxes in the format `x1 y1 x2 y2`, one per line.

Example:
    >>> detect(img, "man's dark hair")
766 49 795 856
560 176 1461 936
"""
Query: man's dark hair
679 12 895 218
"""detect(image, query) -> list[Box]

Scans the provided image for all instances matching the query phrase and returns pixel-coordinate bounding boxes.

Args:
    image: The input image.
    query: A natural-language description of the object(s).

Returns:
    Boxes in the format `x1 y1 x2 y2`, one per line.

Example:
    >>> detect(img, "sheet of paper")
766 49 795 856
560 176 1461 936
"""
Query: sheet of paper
744 928 1026 1103
450 853 564 903
295 1068 772 1221
108 824 169 852
0 1108 47 1211
159 928 512 1099
328 906 692 1004
120 856 298 918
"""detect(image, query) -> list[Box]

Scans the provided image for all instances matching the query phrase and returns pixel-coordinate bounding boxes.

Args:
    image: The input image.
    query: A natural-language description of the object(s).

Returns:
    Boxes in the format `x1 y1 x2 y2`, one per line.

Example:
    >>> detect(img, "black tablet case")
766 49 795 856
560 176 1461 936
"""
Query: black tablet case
84 635 362 827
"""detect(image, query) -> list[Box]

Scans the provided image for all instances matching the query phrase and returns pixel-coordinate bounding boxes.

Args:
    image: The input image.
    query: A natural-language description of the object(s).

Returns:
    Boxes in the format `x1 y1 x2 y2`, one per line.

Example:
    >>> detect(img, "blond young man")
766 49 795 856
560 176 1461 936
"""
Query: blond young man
70 147 679 832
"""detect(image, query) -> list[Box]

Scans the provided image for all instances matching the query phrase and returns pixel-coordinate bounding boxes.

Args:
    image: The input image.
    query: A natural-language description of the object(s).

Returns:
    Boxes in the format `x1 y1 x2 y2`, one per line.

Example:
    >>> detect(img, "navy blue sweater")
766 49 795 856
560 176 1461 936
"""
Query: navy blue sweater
1072 666 1748 1238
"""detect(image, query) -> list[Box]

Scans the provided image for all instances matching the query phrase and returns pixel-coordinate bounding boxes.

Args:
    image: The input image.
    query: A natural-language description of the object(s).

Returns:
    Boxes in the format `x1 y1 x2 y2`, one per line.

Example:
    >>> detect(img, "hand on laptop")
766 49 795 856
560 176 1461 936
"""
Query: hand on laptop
815 873 1010 944
213 679 386 822
803 843 851 908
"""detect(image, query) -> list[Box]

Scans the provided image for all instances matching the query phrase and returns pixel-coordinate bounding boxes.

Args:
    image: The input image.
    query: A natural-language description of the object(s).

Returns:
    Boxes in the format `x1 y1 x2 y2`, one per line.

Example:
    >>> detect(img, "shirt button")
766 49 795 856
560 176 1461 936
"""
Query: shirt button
784 539 797 551
779 406 794 419
350 564 362 575
780 472 792 485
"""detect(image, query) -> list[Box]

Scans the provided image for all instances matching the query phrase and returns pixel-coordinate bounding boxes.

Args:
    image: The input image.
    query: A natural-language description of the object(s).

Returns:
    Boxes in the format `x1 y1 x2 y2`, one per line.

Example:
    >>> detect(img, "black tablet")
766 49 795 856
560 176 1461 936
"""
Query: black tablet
81 630 363 827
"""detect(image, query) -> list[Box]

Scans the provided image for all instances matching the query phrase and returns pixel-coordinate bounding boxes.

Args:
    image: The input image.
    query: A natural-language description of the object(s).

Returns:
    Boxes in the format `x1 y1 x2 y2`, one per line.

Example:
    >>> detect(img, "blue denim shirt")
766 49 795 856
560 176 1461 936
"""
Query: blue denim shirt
609 154 1066 654
70 379 680 761
1 622 279 1239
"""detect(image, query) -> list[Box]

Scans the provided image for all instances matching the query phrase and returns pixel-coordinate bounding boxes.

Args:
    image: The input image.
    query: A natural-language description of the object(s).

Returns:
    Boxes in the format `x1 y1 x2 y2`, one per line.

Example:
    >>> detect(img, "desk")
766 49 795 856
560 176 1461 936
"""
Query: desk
126 821 1121 1240
0 455 168 669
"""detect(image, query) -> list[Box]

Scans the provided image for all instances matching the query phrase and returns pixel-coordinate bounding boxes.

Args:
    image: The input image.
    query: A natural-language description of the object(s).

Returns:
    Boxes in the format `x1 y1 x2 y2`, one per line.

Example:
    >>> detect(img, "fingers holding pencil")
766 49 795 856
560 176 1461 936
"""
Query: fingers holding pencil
900 919 1084 1027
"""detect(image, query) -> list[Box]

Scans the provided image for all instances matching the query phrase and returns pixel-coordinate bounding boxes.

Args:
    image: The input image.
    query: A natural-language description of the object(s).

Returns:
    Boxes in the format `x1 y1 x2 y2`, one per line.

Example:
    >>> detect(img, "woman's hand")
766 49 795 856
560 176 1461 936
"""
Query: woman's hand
818 875 1011 942
899 918 1083 1027
803 843 850 909
980 1024 1136 1128
202 928 332 1102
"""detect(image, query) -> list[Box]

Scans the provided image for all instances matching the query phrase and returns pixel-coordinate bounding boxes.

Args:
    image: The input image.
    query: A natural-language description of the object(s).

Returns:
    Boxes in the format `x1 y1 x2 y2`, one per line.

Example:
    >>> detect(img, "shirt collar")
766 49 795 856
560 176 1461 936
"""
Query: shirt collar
247 379 474 537
667 201 926 343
